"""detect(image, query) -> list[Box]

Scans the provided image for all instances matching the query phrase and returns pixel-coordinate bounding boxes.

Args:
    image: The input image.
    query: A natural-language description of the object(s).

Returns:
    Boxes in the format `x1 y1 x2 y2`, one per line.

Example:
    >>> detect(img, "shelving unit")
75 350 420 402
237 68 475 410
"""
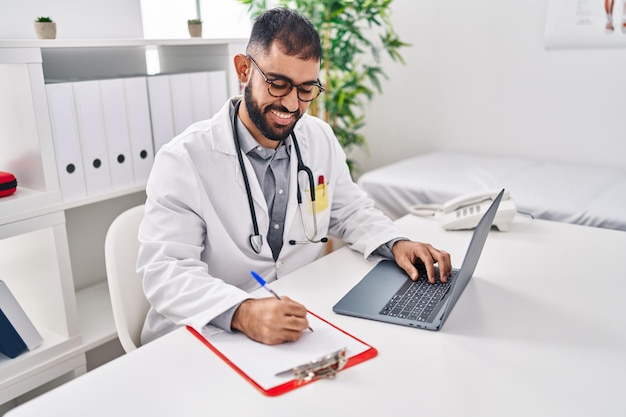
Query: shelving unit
0 38 246 407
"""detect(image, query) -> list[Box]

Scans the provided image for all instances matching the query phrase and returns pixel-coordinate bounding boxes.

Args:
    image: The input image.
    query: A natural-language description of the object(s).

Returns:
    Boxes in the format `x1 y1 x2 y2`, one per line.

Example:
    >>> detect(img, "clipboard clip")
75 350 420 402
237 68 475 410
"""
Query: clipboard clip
276 347 348 383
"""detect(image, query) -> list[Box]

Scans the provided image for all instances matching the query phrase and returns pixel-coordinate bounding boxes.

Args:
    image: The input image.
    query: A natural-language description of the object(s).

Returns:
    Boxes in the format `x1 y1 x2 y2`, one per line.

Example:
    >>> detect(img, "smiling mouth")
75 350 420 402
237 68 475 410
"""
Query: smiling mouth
271 109 293 119
269 108 296 126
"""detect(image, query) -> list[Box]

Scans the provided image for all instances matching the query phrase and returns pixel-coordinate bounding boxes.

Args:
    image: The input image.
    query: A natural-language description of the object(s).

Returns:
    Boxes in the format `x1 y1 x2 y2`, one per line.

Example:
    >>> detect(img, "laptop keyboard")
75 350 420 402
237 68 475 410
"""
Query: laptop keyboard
379 269 456 322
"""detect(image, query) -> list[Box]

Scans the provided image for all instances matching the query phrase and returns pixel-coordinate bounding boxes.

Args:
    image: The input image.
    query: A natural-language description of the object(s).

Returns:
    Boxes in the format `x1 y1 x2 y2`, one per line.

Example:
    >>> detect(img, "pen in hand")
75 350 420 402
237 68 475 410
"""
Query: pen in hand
250 270 313 332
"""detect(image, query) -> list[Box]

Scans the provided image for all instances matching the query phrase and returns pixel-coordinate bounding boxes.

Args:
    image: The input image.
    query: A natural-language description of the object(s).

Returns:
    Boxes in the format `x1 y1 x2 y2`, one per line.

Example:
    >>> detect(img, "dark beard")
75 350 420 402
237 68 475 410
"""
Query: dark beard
244 85 301 142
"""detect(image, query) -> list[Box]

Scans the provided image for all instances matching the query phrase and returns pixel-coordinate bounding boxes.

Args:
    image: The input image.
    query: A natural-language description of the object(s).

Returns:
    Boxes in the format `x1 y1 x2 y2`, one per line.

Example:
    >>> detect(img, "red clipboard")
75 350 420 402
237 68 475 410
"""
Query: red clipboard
187 311 377 396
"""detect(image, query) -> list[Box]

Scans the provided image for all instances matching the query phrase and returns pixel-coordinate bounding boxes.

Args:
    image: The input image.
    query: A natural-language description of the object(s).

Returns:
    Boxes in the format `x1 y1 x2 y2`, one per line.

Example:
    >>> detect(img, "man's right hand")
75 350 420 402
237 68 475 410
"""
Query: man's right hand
231 296 310 345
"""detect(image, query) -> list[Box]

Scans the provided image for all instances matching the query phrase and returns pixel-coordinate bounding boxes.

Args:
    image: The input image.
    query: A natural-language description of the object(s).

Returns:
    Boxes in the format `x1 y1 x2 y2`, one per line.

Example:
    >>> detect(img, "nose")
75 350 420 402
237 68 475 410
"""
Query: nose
280 87 300 113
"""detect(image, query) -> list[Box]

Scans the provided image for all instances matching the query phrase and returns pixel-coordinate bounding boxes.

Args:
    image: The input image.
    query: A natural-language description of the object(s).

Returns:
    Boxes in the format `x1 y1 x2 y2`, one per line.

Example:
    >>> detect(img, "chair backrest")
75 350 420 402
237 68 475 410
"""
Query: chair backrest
104 204 150 353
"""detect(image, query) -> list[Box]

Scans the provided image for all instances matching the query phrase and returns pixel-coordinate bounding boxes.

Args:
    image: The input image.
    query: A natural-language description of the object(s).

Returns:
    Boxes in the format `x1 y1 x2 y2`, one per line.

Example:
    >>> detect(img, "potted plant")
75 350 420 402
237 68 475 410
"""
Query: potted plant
34 16 56 39
239 1 409 175
187 18 203 38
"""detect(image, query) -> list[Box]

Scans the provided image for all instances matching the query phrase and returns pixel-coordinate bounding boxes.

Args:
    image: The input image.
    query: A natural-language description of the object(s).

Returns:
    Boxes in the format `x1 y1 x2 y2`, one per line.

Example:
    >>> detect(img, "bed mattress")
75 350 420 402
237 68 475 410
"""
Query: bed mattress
357 151 626 231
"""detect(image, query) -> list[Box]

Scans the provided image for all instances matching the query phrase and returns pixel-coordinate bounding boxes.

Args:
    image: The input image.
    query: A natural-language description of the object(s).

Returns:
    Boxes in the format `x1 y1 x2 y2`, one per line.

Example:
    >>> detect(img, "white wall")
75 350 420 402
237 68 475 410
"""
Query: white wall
141 0 250 39
0 0 250 40
3 0 624 172
352 0 626 173
0 0 143 39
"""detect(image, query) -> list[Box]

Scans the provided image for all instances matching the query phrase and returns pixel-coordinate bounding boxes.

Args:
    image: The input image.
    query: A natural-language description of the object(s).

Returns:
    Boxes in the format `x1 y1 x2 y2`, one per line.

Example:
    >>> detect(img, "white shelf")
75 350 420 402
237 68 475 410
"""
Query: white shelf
58 184 147 211
0 38 247 49
0 184 146 229
0 38 245 407
76 281 117 352
0 328 82 399
0 187 61 226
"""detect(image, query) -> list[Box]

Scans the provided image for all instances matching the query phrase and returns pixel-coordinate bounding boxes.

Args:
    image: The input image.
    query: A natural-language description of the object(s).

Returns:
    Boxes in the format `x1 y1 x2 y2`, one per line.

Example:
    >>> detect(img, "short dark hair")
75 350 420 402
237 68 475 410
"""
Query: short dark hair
246 7 322 61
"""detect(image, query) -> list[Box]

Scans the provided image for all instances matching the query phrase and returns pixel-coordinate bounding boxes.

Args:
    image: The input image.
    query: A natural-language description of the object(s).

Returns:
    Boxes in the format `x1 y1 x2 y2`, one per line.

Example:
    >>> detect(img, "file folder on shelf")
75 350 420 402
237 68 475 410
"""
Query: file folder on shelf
207 71 228 118
123 77 154 186
46 82 88 202
189 72 212 122
188 311 377 396
169 73 194 136
146 75 175 153
73 80 113 196
99 78 135 190
0 280 43 359
170 71 225 135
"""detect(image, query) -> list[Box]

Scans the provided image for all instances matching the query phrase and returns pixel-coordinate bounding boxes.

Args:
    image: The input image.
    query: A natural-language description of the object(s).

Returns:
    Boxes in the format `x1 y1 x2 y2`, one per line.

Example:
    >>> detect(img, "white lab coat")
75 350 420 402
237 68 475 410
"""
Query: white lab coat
137 97 402 343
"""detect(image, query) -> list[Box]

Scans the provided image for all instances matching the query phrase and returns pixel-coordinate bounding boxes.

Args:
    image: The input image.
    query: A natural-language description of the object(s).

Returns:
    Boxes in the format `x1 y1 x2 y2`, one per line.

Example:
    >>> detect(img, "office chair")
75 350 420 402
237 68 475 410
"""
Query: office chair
104 204 150 353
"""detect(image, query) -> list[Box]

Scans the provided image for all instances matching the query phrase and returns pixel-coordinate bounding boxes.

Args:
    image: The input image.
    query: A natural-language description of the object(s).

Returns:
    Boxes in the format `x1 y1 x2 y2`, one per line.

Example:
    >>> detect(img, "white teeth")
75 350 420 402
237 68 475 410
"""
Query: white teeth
271 109 291 119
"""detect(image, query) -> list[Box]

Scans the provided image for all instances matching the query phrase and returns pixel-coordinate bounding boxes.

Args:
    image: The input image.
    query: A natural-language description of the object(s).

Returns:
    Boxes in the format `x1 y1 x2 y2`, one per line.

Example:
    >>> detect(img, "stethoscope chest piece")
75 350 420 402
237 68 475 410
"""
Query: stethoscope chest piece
249 234 263 254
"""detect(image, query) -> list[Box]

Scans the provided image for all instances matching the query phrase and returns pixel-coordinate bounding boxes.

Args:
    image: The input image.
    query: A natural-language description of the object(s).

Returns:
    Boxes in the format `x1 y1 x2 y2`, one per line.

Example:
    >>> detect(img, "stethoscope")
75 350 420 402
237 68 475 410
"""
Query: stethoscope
231 99 328 254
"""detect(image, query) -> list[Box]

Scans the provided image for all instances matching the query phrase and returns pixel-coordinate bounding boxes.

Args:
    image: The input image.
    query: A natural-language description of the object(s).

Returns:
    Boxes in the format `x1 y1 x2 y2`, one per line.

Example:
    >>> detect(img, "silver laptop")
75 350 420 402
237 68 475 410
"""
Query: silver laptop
333 189 505 331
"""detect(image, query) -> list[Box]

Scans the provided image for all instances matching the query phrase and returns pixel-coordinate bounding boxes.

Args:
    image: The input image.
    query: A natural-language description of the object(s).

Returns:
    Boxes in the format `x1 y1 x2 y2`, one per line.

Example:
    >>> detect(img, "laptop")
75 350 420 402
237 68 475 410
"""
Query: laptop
333 188 505 331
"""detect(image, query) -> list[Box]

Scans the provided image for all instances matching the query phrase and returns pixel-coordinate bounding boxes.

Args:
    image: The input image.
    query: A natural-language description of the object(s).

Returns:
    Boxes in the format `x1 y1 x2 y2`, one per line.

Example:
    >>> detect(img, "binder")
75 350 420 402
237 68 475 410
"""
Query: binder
0 280 43 359
72 80 113 196
46 82 88 202
146 75 175 153
189 72 212 122
123 77 154 186
99 78 135 190
188 311 377 396
169 73 194 135
170 71 220 135
207 71 228 118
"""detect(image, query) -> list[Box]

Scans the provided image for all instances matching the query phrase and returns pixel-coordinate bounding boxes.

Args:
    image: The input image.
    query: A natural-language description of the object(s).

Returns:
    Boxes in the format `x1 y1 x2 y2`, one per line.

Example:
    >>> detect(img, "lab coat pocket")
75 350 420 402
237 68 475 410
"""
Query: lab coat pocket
311 182 329 213
305 180 329 214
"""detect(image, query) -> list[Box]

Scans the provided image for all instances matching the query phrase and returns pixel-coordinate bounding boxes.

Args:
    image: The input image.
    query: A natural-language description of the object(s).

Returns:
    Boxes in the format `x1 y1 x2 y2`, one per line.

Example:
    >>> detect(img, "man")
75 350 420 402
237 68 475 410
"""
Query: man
137 8 450 346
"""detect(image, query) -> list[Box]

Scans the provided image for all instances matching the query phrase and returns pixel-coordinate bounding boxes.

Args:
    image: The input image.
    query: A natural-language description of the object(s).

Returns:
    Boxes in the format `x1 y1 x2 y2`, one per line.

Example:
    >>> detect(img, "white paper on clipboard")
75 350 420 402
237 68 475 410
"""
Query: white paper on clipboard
199 313 371 391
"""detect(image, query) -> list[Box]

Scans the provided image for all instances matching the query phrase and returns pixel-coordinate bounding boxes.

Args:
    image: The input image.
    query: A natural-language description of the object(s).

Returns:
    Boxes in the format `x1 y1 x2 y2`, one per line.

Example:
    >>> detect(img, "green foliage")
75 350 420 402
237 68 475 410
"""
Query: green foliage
188 19 203 24
35 16 53 23
238 0 409 174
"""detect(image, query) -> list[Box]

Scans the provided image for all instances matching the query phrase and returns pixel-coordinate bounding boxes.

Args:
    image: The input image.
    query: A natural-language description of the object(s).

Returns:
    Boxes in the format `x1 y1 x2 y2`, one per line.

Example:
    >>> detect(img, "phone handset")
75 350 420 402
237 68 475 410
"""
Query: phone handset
441 189 510 213
409 188 517 231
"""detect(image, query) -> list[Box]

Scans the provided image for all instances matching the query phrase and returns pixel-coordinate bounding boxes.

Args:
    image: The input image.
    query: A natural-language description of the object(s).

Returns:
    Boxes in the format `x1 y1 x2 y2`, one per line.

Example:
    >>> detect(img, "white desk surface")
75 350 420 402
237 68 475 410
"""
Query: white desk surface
7 216 626 417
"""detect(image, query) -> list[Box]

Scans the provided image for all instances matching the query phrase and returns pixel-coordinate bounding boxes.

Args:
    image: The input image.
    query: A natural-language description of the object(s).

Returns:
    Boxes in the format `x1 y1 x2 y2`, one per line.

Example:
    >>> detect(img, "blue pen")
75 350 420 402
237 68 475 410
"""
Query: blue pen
250 270 313 332
250 270 282 300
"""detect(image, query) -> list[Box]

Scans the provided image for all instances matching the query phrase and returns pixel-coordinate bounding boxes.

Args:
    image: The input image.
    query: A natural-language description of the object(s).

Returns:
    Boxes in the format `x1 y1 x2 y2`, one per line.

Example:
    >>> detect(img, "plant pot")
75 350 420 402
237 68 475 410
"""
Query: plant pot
188 23 202 38
34 22 56 39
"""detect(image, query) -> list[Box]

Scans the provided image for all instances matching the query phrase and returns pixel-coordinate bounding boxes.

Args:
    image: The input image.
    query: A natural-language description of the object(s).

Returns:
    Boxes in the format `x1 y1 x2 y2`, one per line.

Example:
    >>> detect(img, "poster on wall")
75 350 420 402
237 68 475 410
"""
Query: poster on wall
545 0 626 48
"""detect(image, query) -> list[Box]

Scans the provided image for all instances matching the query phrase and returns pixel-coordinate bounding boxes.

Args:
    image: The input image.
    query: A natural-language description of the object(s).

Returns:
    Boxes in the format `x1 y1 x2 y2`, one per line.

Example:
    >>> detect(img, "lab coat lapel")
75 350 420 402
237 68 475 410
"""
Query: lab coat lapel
212 98 270 235
235 154 268 219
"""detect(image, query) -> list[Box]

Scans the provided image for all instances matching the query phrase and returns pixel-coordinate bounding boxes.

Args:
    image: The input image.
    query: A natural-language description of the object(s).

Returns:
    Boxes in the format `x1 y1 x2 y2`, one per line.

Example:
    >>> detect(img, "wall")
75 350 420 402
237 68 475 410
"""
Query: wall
352 0 626 173
0 0 143 39
2 0 624 173
141 0 251 39
0 0 250 41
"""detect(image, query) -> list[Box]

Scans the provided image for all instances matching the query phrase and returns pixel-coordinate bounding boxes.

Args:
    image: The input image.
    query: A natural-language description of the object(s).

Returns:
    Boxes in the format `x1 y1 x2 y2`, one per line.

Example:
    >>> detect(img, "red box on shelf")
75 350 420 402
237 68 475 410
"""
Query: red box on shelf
0 171 17 197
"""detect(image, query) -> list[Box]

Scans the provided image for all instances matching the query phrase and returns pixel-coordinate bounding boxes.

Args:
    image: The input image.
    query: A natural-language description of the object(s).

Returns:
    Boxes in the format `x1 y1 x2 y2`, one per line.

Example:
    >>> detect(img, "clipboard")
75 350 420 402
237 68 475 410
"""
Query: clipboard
187 311 377 396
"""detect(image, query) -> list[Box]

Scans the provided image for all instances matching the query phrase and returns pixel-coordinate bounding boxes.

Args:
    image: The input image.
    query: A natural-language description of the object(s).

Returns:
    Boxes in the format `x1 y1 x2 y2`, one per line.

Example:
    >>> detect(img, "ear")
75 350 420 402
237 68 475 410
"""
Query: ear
233 54 250 84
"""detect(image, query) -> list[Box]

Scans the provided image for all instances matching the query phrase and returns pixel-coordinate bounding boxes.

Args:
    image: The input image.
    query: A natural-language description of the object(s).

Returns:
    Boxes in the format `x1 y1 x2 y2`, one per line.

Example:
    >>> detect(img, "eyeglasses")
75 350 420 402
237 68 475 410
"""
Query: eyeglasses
247 55 324 102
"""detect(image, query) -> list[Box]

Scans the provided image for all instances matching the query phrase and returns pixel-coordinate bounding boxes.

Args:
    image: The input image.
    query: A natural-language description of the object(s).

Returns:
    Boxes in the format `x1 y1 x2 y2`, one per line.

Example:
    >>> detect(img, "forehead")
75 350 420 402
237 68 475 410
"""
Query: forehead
256 43 320 83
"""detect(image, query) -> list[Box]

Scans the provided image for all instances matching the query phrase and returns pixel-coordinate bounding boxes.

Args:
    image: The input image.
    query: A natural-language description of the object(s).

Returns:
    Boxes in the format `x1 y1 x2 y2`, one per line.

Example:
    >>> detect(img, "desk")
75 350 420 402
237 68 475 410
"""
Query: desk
7 216 626 417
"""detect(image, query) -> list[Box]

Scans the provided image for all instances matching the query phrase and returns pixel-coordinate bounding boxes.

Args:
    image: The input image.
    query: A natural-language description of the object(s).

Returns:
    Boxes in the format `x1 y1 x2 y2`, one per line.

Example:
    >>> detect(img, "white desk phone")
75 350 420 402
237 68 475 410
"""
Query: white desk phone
409 188 517 231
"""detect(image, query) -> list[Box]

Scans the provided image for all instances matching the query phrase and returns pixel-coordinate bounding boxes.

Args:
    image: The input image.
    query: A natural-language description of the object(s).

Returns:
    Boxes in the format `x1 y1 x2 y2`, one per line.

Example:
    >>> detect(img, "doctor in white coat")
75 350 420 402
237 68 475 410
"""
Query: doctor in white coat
137 8 451 346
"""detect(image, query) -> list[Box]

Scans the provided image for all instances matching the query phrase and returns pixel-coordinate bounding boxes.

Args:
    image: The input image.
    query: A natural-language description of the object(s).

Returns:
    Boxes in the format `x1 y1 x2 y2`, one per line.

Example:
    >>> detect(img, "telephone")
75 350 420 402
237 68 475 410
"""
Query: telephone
409 189 517 231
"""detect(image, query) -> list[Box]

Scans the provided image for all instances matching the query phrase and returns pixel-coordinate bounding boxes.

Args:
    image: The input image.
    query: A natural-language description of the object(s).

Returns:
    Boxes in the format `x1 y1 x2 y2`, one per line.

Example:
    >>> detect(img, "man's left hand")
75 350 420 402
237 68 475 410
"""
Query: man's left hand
391 240 451 284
